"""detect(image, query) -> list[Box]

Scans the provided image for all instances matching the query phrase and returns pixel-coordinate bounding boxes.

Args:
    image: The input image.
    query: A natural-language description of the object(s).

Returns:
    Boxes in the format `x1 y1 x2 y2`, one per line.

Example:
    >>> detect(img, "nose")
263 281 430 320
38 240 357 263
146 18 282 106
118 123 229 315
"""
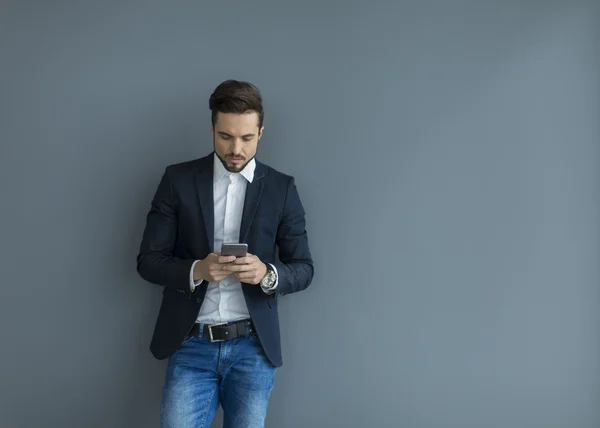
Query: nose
231 139 243 155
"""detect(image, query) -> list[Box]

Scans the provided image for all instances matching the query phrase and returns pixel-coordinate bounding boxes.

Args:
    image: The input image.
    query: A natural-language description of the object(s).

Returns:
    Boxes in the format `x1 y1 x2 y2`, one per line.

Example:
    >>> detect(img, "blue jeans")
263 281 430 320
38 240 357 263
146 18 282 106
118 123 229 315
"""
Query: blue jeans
160 326 276 428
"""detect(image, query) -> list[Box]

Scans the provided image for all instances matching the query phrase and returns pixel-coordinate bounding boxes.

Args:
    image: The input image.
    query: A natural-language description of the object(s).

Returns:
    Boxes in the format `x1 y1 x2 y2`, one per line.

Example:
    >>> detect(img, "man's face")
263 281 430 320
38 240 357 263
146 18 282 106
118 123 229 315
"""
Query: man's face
212 112 263 173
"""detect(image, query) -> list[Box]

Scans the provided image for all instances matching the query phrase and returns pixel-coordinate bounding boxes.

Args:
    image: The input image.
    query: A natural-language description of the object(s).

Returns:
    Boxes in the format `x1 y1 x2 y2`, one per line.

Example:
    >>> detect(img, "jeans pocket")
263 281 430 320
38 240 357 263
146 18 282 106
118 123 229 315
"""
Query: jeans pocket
181 335 195 345
247 329 258 341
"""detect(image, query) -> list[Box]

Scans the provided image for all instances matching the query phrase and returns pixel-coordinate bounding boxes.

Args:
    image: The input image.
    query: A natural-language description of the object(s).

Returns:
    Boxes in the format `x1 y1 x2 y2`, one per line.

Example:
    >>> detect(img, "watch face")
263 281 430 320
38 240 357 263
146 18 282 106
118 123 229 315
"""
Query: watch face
263 271 275 287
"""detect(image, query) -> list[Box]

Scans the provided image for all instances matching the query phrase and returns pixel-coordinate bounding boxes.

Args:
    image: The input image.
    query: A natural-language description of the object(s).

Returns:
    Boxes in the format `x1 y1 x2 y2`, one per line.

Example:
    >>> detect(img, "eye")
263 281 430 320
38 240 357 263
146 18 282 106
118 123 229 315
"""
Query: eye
243 137 253 142
221 135 231 140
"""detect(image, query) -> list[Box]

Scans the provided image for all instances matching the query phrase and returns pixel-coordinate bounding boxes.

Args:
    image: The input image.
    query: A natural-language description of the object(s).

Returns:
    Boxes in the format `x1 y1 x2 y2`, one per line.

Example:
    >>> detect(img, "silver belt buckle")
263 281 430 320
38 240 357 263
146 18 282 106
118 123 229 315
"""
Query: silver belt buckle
207 322 227 342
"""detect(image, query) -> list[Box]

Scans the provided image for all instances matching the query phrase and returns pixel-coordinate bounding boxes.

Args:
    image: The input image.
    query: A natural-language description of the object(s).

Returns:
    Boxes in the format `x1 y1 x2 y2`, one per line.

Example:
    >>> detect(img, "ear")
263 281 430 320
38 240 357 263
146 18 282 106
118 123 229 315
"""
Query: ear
210 122 215 134
258 126 264 140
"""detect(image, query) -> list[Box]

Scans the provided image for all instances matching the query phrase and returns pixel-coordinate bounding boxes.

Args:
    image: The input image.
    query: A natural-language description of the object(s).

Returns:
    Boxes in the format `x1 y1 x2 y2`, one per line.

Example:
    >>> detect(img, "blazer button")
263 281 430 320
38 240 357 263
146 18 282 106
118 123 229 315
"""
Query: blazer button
196 298 202 303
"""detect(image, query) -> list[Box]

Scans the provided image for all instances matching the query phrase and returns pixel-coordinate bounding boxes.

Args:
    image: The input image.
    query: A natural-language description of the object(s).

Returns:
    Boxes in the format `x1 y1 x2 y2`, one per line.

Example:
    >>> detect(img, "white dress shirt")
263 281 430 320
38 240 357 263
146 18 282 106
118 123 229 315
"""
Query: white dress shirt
189 154 277 324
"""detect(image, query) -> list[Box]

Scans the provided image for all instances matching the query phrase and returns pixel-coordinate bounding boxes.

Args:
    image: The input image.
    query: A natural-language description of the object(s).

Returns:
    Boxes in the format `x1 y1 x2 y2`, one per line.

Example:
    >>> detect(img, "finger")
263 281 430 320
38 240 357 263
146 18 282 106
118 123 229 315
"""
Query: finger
224 264 252 272
217 255 236 264
209 265 226 274
236 270 255 278
235 271 256 281
214 270 232 278
238 253 260 263
232 256 253 264
224 264 254 273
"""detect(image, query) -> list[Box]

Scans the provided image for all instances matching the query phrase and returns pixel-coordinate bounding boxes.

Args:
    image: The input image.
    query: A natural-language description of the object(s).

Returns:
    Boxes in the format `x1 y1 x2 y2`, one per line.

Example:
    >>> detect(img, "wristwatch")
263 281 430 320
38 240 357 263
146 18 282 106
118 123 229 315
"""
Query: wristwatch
260 264 277 293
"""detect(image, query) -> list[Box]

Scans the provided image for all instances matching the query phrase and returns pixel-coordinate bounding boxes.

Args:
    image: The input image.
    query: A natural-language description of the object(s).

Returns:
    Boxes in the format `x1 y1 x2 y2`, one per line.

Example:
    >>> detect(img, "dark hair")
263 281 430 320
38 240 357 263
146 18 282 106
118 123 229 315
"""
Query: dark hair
209 80 264 128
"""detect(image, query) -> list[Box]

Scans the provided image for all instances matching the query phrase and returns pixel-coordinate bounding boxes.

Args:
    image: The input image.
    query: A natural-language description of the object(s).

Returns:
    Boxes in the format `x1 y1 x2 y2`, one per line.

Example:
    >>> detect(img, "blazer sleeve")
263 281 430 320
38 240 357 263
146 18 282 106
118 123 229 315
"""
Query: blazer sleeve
136 167 195 294
272 176 314 297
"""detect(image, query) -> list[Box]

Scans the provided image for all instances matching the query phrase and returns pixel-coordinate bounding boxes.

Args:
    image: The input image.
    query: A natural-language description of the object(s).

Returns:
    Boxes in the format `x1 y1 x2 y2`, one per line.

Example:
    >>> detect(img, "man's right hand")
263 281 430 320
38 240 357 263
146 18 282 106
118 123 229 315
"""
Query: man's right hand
193 251 237 283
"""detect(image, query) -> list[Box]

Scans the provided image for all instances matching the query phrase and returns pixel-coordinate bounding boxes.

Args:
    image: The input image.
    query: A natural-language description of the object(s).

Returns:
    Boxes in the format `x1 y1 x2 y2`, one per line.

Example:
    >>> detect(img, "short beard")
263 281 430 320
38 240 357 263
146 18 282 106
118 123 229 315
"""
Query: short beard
214 138 255 173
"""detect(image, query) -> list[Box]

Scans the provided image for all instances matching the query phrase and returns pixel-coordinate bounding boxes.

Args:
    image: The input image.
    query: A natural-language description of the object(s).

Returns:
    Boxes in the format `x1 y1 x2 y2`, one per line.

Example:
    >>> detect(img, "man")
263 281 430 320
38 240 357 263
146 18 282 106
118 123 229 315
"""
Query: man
137 79 314 428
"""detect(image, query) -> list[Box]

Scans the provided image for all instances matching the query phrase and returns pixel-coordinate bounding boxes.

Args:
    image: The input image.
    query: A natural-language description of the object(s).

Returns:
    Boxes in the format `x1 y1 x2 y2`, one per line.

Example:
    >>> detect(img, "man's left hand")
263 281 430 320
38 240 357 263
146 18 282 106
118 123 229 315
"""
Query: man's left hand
222 253 267 285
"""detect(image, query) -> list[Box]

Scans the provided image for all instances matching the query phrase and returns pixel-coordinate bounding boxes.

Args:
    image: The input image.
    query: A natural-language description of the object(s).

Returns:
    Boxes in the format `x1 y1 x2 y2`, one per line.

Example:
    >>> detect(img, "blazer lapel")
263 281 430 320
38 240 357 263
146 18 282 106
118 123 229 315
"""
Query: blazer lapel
239 163 266 244
195 156 215 252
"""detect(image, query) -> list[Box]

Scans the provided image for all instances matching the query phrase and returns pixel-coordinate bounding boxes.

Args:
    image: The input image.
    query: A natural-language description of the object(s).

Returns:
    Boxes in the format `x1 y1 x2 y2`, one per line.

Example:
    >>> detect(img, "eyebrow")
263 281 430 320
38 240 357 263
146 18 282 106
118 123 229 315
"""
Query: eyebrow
218 131 255 138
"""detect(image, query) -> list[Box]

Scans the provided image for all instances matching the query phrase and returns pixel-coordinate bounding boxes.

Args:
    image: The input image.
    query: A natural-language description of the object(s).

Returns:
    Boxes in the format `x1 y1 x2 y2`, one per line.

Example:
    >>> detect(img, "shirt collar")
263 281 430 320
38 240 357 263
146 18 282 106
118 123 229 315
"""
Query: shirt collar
213 153 255 183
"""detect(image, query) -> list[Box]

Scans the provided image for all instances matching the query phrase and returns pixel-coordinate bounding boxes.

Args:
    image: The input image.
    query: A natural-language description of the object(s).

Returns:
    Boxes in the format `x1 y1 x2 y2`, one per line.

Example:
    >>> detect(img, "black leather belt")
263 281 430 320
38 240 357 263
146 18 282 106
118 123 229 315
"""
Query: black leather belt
189 319 254 343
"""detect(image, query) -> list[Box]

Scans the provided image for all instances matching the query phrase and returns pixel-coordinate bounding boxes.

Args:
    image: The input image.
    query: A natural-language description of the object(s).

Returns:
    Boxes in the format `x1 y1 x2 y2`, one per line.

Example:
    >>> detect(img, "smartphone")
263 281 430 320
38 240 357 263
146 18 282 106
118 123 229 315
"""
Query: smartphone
220 243 248 257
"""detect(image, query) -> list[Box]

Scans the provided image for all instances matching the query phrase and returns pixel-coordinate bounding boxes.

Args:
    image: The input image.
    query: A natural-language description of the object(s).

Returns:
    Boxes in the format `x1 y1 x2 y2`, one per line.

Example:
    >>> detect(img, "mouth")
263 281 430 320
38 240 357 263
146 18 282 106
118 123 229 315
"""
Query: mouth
227 157 245 165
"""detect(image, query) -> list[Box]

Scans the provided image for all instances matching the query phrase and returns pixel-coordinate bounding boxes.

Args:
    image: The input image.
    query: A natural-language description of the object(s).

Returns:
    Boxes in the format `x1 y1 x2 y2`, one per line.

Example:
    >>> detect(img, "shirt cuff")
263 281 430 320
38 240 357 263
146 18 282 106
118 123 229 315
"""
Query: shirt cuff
190 260 203 292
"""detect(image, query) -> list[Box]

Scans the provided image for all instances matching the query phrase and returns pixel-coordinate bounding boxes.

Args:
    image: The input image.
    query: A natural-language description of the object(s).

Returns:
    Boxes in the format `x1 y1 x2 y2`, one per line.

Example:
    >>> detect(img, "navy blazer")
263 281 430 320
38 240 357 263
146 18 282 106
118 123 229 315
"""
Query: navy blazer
137 153 314 367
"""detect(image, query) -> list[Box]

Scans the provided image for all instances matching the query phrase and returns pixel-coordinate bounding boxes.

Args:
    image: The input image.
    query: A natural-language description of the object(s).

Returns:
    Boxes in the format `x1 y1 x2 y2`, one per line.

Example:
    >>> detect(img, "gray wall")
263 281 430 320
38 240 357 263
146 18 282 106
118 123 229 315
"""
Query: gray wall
1 1 598 427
